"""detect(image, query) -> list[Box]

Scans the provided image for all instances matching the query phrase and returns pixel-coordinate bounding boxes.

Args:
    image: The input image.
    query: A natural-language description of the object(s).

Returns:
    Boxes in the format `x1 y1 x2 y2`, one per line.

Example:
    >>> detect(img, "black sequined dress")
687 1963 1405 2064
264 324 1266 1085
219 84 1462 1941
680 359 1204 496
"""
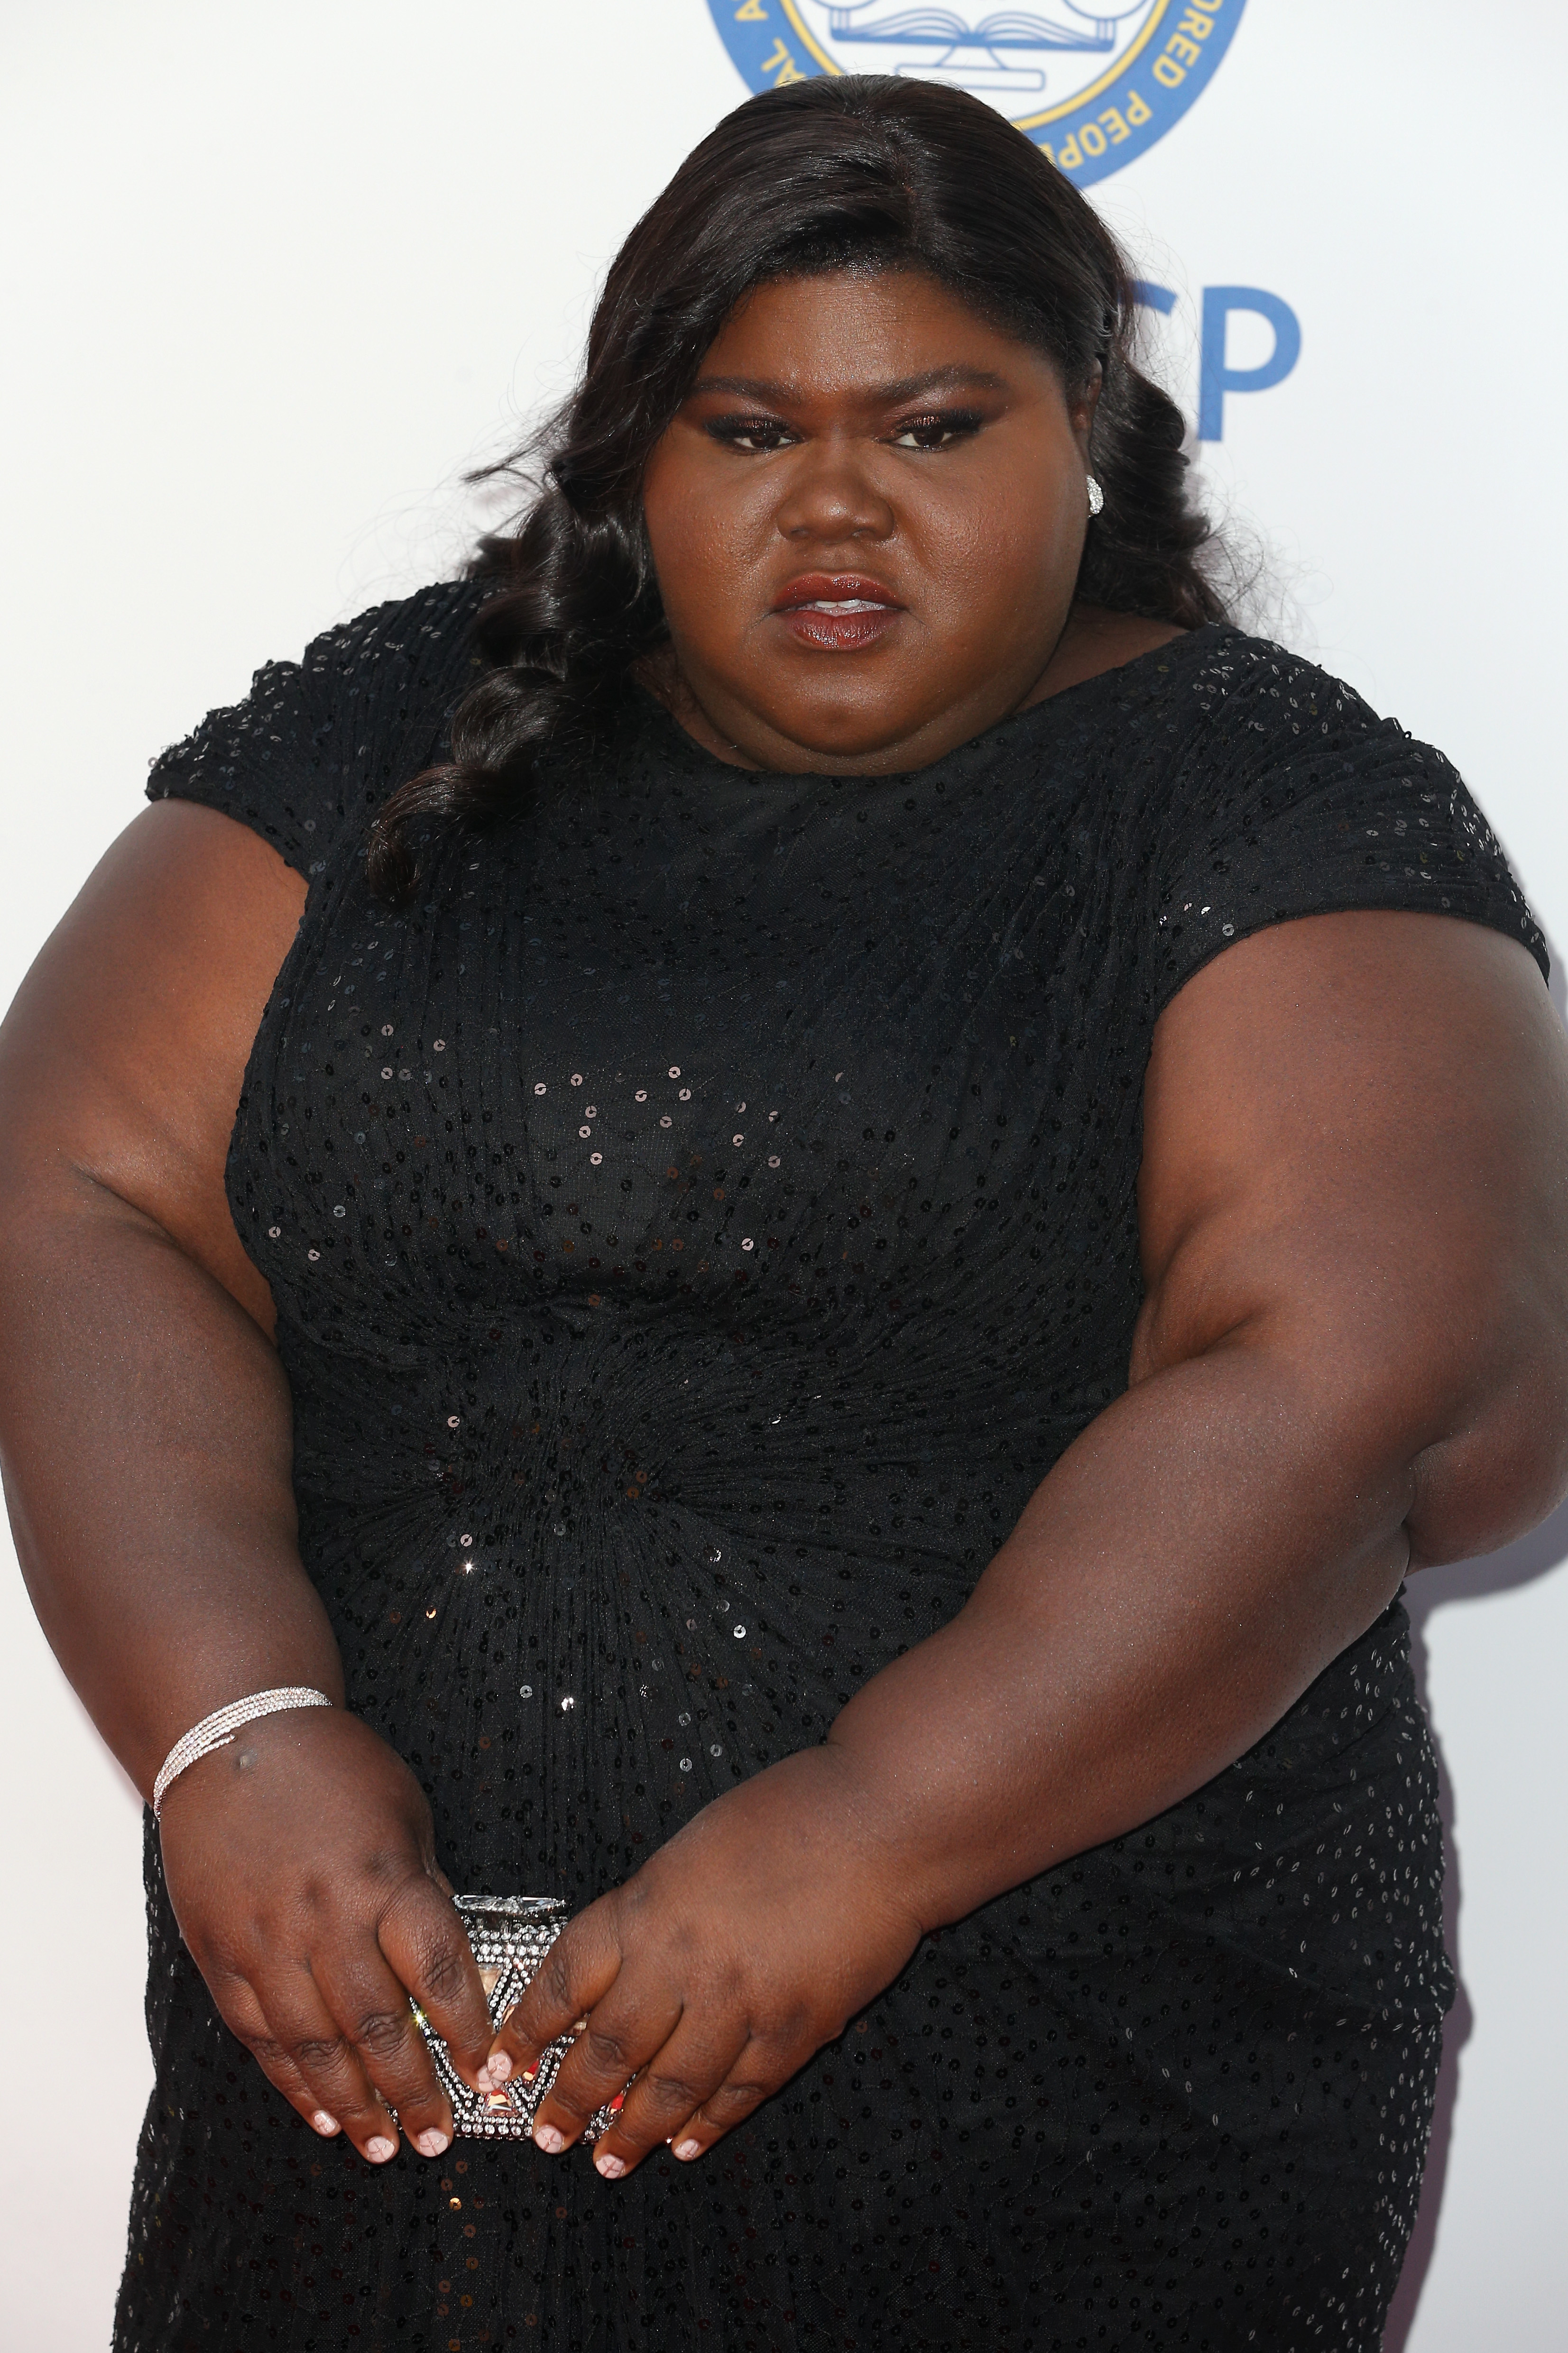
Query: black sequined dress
116 585 1543 2351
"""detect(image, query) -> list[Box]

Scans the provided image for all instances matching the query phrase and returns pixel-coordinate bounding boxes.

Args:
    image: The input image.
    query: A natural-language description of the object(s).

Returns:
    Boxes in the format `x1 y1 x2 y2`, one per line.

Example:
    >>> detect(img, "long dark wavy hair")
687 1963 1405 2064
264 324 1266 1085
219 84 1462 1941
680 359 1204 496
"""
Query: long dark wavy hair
366 74 1224 902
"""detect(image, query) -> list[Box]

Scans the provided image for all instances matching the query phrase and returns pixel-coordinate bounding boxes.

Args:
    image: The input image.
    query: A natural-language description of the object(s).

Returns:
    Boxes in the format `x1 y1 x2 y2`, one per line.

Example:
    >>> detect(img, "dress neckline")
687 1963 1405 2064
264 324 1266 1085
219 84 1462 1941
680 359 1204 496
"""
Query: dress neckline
633 620 1233 791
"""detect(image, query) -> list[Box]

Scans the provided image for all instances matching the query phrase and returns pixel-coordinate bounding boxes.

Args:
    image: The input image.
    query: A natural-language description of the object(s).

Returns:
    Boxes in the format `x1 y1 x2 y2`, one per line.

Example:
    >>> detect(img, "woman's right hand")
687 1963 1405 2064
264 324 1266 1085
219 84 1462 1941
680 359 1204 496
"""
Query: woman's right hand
156 1705 496 2165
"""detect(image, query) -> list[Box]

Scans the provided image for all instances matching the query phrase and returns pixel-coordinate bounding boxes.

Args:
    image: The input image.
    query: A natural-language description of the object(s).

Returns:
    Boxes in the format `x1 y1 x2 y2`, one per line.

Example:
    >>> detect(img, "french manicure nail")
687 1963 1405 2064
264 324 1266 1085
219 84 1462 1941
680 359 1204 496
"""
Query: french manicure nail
311 2111 340 2136
415 2129 450 2158
486 2052 512 2085
532 2123 566 2155
673 2138 701 2161
595 2151 626 2179
366 2136 397 2164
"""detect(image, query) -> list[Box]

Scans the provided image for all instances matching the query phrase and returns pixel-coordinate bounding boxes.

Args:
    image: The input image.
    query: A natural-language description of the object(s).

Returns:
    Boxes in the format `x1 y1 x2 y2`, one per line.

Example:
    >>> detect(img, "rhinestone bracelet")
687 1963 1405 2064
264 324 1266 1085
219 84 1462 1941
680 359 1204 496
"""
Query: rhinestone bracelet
152 1687 334 1820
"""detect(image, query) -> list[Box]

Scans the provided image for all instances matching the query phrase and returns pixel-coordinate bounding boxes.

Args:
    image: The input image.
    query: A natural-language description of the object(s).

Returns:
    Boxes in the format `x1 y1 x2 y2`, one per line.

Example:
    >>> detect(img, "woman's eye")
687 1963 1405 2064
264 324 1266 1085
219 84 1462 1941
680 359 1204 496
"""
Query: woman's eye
710 419 793 454
890 412 983 451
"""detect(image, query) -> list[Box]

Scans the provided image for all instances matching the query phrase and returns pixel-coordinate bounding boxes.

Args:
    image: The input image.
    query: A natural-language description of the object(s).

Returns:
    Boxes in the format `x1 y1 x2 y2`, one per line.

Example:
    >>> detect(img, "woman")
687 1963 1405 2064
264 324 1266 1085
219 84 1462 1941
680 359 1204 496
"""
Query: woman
2 73 1563 2353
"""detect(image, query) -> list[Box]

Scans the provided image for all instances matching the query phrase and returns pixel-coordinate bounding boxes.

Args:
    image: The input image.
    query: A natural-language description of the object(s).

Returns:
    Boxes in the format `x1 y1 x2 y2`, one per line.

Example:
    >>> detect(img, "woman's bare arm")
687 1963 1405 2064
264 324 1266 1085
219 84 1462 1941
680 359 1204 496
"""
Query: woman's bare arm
0 803 326 1764
0 803 493 2163
494 911 1568 2178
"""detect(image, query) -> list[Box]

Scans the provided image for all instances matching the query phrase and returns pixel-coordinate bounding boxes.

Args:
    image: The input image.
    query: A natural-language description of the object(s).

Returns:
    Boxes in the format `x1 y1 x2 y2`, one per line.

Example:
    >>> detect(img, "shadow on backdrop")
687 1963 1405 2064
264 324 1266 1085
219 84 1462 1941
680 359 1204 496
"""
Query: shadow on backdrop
1382 1491 1568 2349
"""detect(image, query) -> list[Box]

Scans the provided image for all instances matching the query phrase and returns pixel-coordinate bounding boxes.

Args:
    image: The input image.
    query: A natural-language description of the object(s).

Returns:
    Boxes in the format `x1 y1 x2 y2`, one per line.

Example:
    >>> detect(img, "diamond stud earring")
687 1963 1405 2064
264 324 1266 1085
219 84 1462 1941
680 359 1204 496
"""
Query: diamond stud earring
1087 475 1105 517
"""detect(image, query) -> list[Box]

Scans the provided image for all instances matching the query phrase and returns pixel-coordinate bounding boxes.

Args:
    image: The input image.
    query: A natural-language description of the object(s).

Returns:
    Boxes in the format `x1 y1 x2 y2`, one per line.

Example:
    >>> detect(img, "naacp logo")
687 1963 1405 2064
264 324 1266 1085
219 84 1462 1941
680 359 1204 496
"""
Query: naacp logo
708 0 1246 185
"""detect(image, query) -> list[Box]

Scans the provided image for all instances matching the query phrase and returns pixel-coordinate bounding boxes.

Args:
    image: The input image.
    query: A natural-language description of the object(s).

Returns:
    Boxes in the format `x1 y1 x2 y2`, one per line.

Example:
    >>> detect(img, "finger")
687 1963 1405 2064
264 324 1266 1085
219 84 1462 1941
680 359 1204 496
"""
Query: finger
209 1970 350 2143
377 1875 494 2095
581 2019 749 2179
312 1941 459 2161
485 1903 625 2094
248 1974 404 2164
663 2048 780 2164
528 1979 684 2156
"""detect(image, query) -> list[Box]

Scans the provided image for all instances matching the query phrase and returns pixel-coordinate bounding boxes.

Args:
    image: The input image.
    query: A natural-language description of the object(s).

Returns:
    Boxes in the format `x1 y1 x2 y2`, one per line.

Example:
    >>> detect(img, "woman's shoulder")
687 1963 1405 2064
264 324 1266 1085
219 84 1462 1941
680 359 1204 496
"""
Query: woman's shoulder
292 575 489 703
147 577 489 877
1168 624 1380 734
1068 616 1369 731
1084 620 1457 797
1038 612 1390 756
1118 624 1549 1002
1145 626 1486 826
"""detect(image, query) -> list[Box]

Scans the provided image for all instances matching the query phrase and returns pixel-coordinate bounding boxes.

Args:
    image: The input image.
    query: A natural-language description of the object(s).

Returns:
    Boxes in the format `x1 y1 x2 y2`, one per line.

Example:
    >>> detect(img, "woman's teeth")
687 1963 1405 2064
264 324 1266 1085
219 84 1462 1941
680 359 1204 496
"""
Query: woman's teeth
803 598 883 613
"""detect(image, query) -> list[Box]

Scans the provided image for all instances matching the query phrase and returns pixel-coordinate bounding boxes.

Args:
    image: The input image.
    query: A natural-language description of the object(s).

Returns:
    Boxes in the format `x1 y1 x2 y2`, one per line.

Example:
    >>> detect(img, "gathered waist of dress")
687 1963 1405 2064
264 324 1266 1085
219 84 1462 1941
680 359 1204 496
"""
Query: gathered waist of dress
278 1308 1098 1567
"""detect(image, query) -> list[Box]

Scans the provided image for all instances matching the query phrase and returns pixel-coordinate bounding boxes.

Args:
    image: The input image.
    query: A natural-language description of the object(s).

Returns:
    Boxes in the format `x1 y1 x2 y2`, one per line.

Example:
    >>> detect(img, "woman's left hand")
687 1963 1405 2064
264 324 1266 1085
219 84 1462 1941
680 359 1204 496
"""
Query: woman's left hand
482 1745 923 2177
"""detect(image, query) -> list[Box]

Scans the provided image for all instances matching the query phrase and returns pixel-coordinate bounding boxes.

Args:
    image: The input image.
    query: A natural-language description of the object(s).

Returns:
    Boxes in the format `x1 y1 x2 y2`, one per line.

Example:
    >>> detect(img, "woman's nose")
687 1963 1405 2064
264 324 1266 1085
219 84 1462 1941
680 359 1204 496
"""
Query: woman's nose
773 441 896 545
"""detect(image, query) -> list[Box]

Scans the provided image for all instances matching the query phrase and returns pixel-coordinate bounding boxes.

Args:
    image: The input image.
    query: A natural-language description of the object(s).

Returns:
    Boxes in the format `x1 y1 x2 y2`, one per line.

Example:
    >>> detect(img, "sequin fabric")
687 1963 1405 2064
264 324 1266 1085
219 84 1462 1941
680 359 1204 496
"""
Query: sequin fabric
117 584 1544 2351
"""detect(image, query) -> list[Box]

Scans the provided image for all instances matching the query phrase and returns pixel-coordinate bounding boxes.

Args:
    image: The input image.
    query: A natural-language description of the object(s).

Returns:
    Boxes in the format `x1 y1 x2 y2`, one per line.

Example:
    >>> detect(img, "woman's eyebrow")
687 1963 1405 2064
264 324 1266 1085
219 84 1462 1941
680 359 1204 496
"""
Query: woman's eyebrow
686 365 1011 405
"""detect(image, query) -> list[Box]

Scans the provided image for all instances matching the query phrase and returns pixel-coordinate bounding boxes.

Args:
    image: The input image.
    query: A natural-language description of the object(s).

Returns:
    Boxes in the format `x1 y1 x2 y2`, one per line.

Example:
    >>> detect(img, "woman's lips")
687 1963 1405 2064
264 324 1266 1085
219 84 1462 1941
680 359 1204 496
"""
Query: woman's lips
771 573 905 653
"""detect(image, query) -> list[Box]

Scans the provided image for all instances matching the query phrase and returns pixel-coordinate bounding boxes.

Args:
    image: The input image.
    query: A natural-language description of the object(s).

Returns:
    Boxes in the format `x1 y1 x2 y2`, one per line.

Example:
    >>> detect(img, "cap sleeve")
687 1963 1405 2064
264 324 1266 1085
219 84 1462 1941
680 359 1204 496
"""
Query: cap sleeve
145 580 484 878
1141 636 1548 1017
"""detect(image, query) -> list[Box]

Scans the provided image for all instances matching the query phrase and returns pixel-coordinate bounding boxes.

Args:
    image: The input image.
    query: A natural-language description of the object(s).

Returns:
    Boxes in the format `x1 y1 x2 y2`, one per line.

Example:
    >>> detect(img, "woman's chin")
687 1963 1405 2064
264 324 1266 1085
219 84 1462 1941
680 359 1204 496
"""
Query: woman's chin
757 708 942 770
715 664 970 772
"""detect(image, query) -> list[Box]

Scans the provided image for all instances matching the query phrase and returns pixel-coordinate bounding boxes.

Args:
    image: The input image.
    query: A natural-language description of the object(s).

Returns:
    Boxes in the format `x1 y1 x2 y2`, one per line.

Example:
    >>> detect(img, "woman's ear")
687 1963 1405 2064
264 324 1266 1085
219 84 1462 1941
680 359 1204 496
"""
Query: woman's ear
1071 360 1104 452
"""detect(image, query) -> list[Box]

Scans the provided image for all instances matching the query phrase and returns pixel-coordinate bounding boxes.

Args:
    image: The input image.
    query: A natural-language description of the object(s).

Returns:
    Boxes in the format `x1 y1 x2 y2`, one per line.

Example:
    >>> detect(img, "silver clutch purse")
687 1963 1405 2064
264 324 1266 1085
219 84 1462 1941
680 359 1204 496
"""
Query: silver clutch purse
409 1894 621 2142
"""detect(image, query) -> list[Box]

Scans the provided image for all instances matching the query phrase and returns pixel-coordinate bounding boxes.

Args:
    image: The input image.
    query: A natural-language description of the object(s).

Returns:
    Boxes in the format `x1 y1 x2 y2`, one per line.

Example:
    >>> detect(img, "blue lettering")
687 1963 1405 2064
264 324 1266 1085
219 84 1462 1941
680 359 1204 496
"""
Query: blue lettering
1198 287 1301 440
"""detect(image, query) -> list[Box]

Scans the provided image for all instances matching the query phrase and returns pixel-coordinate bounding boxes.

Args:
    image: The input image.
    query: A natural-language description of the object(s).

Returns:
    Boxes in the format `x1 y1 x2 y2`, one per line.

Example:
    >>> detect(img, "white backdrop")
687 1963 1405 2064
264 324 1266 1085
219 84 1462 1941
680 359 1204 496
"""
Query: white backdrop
2 5 1564 2344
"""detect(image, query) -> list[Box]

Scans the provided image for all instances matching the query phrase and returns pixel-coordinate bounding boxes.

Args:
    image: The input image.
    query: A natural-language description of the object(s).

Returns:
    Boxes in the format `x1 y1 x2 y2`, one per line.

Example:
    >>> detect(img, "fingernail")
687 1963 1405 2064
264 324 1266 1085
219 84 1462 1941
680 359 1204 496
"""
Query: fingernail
415 2129 450 2158
594 2151 626 2179
532 2123 566 2155
484 2052 512 2086
673 2139 701 2162
366 2136 397 2164
312 2111 340 2136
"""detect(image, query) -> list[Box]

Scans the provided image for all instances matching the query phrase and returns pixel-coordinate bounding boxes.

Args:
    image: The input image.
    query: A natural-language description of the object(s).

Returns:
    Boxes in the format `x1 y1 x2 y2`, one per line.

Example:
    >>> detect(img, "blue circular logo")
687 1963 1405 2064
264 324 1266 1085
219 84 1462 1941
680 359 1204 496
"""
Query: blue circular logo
706 1 1246 187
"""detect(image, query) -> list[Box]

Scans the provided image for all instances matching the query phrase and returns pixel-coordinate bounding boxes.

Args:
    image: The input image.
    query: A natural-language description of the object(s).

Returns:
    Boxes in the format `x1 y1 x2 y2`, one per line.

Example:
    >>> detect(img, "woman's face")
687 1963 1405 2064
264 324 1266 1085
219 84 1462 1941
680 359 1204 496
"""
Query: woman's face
640 268 1098 773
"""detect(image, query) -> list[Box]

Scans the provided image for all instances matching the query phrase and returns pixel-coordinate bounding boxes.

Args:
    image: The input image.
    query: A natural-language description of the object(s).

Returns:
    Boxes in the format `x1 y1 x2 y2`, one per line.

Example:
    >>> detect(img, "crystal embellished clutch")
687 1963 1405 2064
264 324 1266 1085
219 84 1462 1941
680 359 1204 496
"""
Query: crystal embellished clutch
409 1894 621 2142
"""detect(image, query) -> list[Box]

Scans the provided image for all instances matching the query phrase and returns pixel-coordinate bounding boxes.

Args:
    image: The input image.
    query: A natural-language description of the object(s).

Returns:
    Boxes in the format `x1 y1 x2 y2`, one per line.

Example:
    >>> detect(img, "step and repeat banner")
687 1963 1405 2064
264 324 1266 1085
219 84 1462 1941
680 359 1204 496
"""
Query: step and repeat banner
2 5 1563 2344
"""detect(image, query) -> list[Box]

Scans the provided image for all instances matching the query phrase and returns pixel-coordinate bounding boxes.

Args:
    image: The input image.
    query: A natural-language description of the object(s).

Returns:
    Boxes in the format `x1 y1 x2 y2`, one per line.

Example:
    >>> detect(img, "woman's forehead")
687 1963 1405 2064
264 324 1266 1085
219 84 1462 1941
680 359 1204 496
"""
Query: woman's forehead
690 271 1058 399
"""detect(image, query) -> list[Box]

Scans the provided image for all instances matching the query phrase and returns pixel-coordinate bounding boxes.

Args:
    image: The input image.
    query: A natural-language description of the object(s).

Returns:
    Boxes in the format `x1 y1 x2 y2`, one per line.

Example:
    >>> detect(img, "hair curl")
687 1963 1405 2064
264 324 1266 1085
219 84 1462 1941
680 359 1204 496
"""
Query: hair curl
367 74 1224 902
